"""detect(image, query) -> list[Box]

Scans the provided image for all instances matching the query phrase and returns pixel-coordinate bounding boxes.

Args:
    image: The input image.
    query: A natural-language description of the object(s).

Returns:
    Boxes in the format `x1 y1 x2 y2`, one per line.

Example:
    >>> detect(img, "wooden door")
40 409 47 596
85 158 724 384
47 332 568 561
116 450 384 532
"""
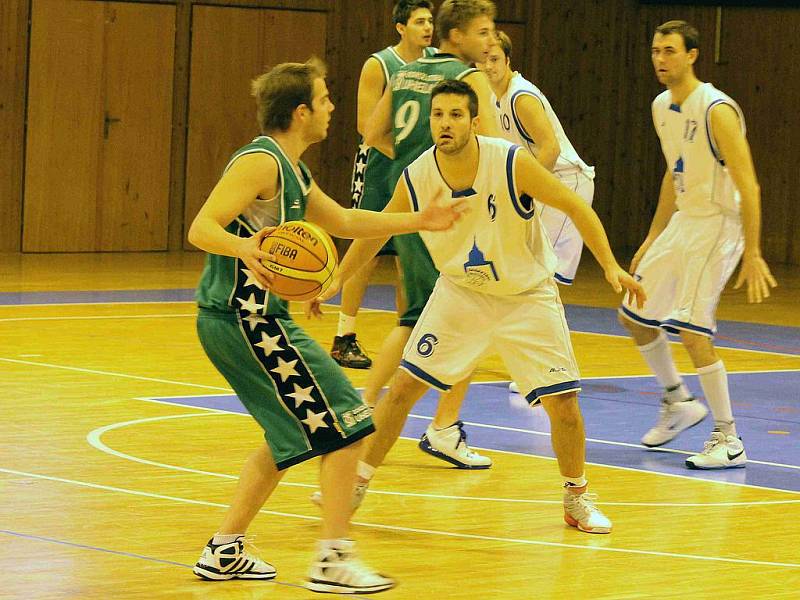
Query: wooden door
184 6 327 249
24 0 175 252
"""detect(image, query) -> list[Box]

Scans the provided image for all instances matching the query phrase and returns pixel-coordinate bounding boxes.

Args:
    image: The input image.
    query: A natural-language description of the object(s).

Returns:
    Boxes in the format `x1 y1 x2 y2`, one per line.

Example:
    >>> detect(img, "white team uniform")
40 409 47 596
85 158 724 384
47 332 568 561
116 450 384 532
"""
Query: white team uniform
492 73 595 284
620 82 746 337
398 136 581 403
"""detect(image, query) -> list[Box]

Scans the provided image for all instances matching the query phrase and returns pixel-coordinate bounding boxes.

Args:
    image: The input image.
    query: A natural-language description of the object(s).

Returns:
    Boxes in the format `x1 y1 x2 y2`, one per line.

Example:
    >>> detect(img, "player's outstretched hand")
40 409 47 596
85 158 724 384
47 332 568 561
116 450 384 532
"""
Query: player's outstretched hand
238 226 276 290
605 265 647 309
305 271 342 320
419 188 470 231
734 254 778 303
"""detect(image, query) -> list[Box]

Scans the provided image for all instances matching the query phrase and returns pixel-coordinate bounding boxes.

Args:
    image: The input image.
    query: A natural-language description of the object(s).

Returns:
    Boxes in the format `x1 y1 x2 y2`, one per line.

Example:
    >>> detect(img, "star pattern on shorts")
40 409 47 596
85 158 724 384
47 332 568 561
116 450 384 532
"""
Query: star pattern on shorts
241 268 265 290
270 356 299 382
301 408 329 433
287 383 315 408
237 293 264 313
242 313 268 331
255 332 283 356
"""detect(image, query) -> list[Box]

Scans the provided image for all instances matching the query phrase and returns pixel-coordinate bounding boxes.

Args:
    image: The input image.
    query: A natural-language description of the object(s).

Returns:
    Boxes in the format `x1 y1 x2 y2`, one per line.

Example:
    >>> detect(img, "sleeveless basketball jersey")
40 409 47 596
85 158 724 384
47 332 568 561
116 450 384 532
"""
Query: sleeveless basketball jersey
196 135 312 317
652 82 746 216
351 47 436 205
403 135 557 295
492 73 590 176
389 53 477 183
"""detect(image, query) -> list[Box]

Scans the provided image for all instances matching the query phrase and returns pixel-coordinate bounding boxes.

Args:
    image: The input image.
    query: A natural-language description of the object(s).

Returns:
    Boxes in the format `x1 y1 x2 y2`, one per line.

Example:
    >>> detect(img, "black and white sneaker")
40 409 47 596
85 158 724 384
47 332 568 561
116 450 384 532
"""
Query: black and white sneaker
193 535 276 581
307 539 395 594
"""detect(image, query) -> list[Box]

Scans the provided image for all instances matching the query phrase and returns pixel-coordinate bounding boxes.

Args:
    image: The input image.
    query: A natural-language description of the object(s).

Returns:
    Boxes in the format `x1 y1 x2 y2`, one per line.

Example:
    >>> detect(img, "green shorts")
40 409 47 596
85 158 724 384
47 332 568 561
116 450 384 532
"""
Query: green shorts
196 308 374 470
393 232 440 327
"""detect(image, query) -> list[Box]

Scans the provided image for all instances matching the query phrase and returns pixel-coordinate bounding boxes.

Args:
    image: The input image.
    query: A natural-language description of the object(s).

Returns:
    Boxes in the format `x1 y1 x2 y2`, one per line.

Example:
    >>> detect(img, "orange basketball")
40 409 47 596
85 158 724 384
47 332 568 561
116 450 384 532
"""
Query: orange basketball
259 220 338 301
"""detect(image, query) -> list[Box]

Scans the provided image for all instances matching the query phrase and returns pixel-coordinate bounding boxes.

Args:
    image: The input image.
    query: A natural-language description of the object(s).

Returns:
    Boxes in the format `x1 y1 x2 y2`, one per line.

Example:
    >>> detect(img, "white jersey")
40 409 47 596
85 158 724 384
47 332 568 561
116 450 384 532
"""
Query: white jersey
402 136 557 295
652 82 745 217
492 73 591 177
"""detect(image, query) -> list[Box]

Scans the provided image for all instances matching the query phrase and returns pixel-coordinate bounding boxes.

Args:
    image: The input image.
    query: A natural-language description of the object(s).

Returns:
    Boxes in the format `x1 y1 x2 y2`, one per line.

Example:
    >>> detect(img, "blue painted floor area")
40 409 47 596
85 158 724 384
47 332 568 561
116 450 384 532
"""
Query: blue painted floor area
3 284 799 354
156 370 800 493
0 288 196 305
339 285 800 355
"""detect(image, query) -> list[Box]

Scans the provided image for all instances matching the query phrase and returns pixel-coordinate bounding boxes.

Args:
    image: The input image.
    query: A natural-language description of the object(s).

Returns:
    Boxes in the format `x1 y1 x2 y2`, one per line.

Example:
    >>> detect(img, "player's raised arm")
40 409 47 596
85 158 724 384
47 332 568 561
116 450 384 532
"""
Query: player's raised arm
187 153 277 286
462 70 501 137
364 86 395 158
304 177 467 242
710 102 777 303
514 150 645 307
513 93 559 171
357 58 387 137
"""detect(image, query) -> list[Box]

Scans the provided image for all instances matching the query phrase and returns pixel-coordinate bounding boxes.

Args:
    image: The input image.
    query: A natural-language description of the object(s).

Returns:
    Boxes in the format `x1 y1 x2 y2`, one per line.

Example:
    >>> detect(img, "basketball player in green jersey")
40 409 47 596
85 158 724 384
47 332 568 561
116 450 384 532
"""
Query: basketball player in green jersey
188 58 466 594
331 0 436 370
361 0 501 469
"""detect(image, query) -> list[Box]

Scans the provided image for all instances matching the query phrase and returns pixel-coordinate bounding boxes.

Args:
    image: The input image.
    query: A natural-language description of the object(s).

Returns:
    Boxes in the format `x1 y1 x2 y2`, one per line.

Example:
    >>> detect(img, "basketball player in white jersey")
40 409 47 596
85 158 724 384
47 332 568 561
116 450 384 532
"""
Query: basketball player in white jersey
313 80 646 533
618 21 777 469
481 30 597 395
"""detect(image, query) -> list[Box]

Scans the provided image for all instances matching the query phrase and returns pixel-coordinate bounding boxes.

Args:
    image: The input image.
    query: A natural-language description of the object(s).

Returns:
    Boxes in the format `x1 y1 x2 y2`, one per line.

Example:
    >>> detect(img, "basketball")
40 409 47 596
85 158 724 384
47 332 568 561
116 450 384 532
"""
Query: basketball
259 220 338 301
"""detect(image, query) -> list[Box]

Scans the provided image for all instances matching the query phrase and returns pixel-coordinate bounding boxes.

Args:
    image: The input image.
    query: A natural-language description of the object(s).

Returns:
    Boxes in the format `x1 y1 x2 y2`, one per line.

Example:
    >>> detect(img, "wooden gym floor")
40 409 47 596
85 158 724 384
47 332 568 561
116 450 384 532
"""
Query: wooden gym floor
1 252 798 599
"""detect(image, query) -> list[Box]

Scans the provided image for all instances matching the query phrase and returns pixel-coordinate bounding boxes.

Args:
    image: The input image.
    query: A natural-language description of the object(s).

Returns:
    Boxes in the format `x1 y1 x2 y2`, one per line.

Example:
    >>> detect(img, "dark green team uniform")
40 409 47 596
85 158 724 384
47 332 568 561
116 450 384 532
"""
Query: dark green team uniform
196 135 374 470
350 46 436 256
387 54 477 326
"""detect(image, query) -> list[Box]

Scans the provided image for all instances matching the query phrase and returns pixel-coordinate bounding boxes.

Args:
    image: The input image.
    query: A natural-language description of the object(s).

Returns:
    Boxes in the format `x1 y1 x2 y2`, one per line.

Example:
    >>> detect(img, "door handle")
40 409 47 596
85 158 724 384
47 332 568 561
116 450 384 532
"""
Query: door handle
103 111 121 139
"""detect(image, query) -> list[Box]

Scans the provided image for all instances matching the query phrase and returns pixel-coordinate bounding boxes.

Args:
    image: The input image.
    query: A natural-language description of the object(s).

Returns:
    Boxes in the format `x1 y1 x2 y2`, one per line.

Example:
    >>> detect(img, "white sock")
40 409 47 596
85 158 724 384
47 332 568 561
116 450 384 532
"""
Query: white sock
357 461 375 481
638 332 691 403
697 360 736 436
212 533 243 545
337 313 356 337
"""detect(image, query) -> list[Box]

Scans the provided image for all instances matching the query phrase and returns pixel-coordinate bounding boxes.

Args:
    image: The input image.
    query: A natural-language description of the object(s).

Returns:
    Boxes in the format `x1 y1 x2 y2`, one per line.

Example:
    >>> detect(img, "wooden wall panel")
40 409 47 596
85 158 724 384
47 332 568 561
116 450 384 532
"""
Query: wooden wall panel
183 6 327 248
101 2 175 250
0 0 29 252
714 8 800 264
4 0 799 263
23 0 105 251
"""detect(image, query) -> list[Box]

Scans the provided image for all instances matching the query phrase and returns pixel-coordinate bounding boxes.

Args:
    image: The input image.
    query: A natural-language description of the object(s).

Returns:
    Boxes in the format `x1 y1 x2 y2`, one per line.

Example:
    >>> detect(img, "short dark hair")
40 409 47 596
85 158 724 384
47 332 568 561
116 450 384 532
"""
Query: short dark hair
655 20 700 53
393 0 434 26
436 0 496 42
495 29 512 60
430 79 479 118
250 57 327 133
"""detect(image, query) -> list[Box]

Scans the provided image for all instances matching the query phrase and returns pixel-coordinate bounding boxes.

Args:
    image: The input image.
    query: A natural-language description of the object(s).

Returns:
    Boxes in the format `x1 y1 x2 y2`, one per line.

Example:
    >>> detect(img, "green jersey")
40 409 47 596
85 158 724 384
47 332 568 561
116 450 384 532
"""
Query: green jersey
196 135 312 318
389 53 477 183
351 46 436 208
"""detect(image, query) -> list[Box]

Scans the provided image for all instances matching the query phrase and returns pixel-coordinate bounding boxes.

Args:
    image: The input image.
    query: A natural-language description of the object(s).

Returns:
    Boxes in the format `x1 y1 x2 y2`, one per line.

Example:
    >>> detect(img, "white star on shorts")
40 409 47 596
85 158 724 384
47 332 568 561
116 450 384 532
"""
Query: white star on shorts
301 409 329 433
270 357 299 382
255 332 283 356
287 383 315 408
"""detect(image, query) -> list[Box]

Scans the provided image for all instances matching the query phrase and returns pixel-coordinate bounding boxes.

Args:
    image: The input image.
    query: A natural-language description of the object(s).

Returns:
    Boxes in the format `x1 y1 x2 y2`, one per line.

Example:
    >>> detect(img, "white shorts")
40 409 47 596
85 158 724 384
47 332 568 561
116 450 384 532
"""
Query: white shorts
538 167 595 285
400 277 581 404
619 211 743 338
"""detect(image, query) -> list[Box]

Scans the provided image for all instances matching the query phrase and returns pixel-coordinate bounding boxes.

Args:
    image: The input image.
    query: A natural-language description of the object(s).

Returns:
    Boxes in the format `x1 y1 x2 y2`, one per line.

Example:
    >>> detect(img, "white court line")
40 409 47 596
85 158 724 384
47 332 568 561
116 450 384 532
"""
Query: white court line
86 412 800 504
0 313 195 323
1 464 798 569
0 357 231 391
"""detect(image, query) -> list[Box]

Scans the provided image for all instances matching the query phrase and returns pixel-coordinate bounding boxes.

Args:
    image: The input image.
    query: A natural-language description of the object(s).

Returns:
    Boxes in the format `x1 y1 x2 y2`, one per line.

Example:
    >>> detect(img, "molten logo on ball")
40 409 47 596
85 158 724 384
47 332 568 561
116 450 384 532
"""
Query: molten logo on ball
259 221 339 302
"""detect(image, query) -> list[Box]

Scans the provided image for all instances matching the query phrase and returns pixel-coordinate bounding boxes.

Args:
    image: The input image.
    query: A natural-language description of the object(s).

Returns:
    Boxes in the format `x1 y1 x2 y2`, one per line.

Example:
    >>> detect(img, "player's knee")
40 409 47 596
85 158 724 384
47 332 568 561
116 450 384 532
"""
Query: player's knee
383 370 426 408
542 392 582 426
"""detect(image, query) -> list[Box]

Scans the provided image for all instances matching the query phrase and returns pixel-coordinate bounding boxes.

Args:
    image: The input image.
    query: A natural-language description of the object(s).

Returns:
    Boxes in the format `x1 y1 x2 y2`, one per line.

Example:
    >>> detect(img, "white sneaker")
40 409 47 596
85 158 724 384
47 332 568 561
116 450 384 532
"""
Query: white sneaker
309 480 369 511
306 539 395 594
509 381 520 394
641 398 708 447
685 430 747 469
193 535 276 580
418 421 492 469
563 491 612 534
